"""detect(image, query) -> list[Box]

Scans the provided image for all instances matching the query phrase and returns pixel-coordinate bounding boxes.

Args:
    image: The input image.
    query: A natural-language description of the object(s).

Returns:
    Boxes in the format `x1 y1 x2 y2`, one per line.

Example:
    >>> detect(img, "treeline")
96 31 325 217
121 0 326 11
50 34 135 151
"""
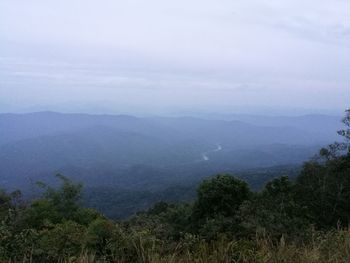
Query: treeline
82 165 300 220
0 110 349 262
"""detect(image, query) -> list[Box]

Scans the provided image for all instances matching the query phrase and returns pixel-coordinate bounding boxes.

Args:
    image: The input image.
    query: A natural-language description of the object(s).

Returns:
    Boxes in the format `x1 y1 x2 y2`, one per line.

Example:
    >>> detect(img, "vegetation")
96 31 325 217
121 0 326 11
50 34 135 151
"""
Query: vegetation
1 110 350 262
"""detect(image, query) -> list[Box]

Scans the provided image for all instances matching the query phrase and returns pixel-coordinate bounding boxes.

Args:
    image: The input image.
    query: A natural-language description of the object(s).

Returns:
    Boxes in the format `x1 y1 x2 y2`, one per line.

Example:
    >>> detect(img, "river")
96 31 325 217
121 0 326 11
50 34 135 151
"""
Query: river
201 143 222 161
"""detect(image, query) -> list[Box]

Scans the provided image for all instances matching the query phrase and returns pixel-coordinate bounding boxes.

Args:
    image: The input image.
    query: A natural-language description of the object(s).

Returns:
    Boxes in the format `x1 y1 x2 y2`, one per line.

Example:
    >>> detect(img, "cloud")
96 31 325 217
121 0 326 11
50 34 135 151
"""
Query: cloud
0 0 349 113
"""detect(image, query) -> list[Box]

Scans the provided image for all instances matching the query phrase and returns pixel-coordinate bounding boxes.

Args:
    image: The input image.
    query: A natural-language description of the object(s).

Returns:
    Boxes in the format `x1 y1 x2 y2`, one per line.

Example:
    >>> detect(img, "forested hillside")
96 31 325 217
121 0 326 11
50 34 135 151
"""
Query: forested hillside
0 112 340 218
0 109 349 262
0 112 339 189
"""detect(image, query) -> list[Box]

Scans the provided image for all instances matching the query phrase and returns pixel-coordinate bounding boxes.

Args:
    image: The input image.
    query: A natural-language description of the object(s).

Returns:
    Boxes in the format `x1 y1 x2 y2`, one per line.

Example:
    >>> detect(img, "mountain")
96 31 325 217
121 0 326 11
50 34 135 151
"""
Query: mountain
0 111 341 192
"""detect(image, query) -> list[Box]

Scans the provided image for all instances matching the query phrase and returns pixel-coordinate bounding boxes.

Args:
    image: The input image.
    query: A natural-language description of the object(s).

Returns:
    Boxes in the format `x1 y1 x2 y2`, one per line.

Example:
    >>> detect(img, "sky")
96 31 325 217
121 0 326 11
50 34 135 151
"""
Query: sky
0 0 349 115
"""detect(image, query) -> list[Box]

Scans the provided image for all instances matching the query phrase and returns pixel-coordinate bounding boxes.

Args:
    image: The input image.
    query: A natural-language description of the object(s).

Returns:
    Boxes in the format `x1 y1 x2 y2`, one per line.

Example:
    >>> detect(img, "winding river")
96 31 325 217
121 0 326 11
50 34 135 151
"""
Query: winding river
201 143 222 161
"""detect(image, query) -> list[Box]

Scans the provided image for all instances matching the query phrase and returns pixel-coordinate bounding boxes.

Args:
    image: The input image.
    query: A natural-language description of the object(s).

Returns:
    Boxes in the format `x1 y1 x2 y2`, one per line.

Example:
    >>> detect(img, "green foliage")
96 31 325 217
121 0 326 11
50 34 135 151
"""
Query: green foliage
24 174 88 230
239 177 309 240
193 174 251 220
189 174 252 240
39 174 82 220
38 221 85 261
85 218 115 255
338 108 350 149
296 153 350 228
0 190 13 219
0 189 22 221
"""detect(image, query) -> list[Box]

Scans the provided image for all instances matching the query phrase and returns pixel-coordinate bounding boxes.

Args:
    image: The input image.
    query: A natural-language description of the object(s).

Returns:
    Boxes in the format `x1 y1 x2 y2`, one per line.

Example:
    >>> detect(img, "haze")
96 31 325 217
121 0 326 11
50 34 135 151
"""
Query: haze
1 0 349 115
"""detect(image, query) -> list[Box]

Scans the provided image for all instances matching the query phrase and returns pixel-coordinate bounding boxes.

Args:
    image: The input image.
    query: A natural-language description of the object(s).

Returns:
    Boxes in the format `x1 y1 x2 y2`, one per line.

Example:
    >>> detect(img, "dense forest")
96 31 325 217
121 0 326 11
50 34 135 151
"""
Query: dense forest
0 112 338 192
0 112 337 219
1 109 350 262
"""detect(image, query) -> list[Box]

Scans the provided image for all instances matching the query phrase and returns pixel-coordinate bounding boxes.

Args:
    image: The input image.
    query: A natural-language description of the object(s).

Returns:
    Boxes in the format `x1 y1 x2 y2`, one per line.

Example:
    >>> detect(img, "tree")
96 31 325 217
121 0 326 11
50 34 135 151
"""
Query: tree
38 221 85 261
296 155 350 228
338 109 350 151
193 174 251 220
239 177 309 240
85 218 115 256
319 109 350 160
41 174 82 220
25 174 83 228
295 110 350 228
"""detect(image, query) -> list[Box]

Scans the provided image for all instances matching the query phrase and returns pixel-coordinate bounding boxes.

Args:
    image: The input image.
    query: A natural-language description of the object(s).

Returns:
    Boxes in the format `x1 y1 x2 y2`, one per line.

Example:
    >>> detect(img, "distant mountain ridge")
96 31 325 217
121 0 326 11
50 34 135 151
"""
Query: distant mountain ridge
0 111 342 192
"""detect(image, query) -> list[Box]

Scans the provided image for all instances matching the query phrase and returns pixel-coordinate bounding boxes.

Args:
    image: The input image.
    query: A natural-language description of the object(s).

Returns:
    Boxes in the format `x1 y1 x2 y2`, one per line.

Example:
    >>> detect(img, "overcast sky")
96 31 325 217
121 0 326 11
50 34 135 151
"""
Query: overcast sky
0 0 349 115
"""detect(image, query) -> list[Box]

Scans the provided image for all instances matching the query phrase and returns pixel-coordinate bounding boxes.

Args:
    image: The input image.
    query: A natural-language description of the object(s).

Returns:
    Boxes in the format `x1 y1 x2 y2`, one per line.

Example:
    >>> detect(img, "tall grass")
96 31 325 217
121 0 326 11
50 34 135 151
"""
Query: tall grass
74 229 350 263
6 229 350 262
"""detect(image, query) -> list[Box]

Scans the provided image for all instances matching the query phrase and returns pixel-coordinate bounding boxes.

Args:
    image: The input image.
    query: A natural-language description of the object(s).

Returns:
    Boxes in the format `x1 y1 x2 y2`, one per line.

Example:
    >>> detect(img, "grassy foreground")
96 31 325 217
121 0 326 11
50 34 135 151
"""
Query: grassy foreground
51 229 350 263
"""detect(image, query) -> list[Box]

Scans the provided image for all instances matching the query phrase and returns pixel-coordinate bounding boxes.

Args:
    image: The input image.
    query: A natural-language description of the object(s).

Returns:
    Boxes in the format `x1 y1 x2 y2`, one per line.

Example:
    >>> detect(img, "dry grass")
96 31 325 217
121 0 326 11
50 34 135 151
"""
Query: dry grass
6 230 350 263
126 230 350 263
